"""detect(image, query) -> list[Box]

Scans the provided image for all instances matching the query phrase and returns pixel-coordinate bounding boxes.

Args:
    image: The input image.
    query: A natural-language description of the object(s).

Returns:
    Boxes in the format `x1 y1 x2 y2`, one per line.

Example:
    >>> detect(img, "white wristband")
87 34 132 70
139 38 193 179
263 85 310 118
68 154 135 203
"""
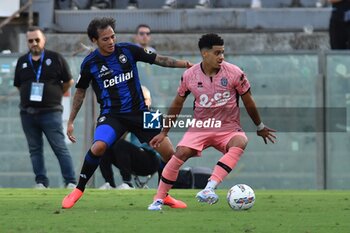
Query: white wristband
257 122 265 131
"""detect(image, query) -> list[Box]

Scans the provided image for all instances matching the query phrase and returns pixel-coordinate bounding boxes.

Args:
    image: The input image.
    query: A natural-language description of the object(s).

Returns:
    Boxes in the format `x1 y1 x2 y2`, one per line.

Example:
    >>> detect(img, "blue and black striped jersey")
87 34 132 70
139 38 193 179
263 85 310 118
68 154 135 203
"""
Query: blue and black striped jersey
76 42 157 115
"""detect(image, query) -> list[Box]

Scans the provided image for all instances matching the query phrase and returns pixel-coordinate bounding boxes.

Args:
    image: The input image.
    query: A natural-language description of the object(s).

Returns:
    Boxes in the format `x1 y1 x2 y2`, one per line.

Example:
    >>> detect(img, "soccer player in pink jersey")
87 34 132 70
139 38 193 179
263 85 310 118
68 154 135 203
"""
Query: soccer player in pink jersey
148 33 276 210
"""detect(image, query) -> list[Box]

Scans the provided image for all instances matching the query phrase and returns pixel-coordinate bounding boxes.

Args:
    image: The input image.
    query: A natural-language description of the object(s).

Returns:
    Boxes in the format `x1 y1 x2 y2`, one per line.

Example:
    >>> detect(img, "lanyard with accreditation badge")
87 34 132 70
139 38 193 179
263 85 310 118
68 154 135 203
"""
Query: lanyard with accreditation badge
28 51 45 102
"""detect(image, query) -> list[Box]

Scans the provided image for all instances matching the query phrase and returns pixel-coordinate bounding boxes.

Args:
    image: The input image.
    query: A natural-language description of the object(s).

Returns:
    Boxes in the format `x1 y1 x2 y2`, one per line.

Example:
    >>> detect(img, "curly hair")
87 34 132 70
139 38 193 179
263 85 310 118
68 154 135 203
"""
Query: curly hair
87 17 116 41
198 33 224 50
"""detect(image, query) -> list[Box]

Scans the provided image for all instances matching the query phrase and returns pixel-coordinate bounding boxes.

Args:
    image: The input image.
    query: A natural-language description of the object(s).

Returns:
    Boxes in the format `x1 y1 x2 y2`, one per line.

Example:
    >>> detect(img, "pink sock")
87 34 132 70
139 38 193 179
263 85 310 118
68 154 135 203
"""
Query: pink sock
155 155 184 200
210 147 244 184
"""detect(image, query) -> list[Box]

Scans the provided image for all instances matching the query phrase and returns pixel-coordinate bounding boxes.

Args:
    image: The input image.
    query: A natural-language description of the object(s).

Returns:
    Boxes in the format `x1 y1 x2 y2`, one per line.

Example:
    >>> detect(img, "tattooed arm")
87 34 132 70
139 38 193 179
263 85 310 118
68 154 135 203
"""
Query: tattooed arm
154 54 192 68
66 88 86 143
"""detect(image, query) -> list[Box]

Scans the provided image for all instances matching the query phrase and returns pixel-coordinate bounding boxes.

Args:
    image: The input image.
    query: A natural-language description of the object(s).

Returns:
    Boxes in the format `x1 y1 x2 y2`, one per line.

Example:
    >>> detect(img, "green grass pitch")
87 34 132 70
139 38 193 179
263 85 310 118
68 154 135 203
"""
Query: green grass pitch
0 189 349 233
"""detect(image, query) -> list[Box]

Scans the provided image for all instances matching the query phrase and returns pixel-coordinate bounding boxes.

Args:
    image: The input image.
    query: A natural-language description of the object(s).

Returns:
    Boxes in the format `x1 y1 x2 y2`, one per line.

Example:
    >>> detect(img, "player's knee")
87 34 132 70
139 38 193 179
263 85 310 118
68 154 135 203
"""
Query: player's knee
154 138 175 162
175 146 194 162
91 141 108 156
227 136 248 150
161 137 175 155
236 140 248 150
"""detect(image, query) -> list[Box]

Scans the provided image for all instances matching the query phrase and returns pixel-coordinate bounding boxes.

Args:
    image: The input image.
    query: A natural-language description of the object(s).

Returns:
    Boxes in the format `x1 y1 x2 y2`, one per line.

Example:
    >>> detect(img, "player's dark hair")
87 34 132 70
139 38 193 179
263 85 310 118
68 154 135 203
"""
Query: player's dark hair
87 17 116 41
27 26 44 34
198 33 224 50
136 24 151 33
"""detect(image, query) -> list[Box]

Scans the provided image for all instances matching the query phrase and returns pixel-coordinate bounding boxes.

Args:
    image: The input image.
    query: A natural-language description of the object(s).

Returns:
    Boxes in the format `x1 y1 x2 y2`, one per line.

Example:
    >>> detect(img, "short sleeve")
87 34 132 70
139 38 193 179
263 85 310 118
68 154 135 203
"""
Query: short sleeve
57 53 73 82
13 58 22 87
234 73 251 96
75 62 92 89
177 74 191 97
127 44 157 64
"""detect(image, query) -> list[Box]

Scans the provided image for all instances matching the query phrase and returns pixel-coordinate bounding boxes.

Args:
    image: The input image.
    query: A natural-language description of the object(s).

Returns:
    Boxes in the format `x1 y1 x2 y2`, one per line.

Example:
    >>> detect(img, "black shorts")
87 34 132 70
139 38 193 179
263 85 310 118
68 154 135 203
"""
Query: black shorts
94 111 161 147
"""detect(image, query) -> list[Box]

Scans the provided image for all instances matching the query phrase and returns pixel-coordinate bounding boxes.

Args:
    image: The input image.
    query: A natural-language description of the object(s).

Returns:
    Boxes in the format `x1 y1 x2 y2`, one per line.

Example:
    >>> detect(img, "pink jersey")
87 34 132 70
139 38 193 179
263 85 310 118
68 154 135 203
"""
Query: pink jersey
177 61 250 131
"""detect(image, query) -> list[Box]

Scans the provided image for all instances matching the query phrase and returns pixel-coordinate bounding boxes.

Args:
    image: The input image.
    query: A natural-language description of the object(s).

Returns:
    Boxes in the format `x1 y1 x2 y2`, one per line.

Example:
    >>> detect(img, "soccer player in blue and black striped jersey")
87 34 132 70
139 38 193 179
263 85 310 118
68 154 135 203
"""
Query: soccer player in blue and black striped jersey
62 17 191 209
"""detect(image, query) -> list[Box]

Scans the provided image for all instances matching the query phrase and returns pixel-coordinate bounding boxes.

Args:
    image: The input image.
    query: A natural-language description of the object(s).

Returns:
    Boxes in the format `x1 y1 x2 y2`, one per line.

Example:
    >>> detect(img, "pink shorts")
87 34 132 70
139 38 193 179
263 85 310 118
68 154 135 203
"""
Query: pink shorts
177 129 247 155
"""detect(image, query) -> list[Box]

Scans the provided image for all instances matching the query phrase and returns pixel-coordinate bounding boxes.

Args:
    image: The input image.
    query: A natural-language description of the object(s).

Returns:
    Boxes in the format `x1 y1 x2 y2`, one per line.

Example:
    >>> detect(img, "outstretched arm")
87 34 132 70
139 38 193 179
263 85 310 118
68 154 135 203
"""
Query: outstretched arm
241 90 276 144
150 94 187 147
154 54 192 68
67 88 86 143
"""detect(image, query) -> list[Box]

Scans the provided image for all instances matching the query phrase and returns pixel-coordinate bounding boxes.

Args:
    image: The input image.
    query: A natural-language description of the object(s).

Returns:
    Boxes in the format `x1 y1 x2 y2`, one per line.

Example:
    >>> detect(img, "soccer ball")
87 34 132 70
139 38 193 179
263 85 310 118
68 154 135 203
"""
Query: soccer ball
227 184 255 210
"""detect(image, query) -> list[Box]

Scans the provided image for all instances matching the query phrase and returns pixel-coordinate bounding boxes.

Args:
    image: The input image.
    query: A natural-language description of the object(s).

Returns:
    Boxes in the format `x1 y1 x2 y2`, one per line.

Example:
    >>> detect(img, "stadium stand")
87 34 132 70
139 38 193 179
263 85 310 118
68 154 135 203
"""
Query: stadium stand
1 0 333 53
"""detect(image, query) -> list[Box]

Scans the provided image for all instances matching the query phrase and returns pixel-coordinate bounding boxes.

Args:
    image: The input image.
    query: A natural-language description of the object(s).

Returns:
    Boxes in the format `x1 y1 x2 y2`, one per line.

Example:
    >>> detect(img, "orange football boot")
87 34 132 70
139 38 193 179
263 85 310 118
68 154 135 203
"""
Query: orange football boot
163 194 187 208
62 188 83 209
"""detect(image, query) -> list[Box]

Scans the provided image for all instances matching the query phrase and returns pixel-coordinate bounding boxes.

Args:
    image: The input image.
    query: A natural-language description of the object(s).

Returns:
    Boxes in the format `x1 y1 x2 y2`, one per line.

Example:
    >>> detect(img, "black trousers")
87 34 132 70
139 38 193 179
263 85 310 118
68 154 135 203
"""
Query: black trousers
100 139 160 186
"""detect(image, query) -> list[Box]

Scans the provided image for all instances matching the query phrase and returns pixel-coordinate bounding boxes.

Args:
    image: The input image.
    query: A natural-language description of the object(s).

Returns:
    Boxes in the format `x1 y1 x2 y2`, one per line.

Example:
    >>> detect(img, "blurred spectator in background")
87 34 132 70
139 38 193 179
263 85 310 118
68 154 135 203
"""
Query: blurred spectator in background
127 0 139 9
329 0 350 49
316 0 327 7
134 24 156 53
162 0 262 9
56 0 264 10
55 0 79 10
251 0 262 8
91 0 139 10
163 0 211 9
55 0 112 10
13 27 76 189
90 0 112 9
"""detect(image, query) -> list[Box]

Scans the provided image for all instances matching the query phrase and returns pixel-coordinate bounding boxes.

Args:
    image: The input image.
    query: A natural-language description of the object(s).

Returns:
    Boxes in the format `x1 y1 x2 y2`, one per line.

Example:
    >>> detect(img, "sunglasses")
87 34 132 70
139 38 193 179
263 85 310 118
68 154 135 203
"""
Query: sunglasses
138 32 151 36
28 38 40 44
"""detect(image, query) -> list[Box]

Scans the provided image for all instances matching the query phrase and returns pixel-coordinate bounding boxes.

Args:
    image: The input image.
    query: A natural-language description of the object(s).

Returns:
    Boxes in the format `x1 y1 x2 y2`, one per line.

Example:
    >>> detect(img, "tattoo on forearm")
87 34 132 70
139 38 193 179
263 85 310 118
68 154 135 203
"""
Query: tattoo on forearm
155 55 177 67
69 89 85 122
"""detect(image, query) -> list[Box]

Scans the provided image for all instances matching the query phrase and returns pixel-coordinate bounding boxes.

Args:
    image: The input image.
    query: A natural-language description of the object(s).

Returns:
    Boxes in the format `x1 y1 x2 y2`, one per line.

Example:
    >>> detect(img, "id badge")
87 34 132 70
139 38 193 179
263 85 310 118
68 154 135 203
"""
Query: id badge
345 10 350 23
30 82 44 102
